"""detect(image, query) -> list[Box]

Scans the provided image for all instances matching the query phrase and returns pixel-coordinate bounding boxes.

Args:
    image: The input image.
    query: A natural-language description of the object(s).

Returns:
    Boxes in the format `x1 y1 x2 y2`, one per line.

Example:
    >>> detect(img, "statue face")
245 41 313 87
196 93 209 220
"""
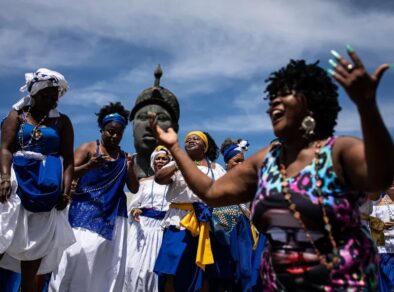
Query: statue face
133 104 174 153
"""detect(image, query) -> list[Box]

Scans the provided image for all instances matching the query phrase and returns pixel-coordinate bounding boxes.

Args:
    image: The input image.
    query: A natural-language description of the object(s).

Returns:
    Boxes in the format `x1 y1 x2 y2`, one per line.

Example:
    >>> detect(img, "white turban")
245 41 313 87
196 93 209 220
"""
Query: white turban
13 68 69 117
150 146 172 171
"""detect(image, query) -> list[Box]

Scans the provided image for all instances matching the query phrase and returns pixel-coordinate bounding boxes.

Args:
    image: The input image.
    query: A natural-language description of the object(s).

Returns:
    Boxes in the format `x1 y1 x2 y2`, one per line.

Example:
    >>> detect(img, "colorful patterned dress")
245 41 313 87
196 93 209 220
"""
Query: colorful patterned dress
251 137 377 291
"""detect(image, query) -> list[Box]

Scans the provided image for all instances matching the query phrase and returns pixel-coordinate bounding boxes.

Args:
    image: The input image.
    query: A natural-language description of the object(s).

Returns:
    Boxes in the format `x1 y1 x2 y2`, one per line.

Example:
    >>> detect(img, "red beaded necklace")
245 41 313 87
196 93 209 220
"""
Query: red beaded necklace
279 140 340 270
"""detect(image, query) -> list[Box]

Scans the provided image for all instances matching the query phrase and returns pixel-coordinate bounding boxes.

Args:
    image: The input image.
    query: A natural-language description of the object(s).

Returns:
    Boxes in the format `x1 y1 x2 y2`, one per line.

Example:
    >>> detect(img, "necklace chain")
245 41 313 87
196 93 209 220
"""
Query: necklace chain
279 140 340 270
19 107 48 150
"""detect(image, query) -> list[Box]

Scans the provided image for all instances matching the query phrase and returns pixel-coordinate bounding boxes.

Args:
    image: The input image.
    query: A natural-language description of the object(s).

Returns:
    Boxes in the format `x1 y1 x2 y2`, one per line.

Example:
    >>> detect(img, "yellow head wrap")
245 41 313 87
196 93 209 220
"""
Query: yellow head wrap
185 131 208 153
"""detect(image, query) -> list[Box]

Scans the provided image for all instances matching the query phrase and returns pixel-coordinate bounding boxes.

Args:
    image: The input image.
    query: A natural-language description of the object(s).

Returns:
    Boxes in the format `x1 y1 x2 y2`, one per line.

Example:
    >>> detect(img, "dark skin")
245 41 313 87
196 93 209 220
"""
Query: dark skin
73 121 139 193
155 134 215 185
0 86 74 292
226 152 244 170
149 50 394 272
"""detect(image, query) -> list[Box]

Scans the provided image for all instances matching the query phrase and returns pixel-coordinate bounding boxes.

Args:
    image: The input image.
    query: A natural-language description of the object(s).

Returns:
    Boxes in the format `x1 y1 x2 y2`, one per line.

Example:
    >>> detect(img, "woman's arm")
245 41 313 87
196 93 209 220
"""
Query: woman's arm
330 48 394 192
150 115 268 207
0 110 20 203
57 114 74 210
126 154 139 193
154 161 177 185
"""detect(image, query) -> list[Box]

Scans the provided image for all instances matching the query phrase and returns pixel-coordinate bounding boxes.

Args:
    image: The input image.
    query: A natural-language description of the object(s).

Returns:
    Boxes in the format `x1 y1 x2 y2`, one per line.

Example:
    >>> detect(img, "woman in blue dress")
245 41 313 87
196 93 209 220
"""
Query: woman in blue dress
0 68 75 292
49 102 139 292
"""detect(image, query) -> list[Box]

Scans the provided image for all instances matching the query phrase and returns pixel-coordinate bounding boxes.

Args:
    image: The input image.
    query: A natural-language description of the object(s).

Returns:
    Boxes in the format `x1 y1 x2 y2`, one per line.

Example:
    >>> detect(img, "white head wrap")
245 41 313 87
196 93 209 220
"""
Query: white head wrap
12 68 69 117
150 146 172 171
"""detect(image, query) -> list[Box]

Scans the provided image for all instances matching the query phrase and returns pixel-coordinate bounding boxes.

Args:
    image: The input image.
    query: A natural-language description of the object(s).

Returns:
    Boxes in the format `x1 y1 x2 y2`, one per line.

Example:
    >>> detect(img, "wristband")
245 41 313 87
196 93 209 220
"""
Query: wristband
1 174 11 182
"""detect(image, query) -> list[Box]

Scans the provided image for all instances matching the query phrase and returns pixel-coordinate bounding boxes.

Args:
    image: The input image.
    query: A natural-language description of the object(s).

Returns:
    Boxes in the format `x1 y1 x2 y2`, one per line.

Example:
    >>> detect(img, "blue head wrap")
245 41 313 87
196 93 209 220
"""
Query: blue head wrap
223 144 242 163
223 139 250 163
101 113 127 129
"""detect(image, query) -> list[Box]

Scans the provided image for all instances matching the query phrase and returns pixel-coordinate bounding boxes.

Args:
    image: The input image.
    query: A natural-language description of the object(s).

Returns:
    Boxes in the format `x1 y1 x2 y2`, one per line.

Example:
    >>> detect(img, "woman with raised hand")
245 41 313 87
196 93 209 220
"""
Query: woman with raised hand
49 102 139 292
124 145 172 292
153 131 226 292
150 46 394 291
0 68 75 292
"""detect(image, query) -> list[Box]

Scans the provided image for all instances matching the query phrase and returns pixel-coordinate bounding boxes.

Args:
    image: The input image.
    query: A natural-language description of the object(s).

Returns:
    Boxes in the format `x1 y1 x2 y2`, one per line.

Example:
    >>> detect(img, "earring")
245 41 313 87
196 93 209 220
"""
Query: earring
300 114 316 139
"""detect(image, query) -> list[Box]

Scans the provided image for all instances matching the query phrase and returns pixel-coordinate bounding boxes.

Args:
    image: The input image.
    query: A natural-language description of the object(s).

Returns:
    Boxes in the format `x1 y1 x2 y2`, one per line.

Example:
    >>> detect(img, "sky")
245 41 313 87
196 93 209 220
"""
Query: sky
0 0 393 165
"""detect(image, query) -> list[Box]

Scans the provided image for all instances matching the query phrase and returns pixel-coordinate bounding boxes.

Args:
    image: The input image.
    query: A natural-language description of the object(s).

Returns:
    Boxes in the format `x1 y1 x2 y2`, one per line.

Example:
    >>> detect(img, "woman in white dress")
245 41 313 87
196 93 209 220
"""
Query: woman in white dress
124 146 171 292
49 102 139 292
0 68 75 292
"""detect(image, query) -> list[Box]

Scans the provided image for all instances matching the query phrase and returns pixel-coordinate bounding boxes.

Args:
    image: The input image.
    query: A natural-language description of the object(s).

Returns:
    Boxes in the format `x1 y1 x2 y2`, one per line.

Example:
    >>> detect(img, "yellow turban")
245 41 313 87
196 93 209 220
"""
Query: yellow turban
185 131 208 153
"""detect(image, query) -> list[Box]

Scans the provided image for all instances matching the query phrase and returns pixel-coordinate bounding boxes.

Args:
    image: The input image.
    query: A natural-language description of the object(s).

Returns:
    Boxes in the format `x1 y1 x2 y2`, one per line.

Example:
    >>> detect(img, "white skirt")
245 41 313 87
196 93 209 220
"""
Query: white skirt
49 216 128 292
124 216 165 292
0 168 75 274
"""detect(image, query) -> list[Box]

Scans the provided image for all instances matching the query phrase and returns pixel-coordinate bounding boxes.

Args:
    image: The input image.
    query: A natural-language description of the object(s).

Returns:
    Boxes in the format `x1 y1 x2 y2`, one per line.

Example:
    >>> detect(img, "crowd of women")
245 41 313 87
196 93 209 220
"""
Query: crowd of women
0 45 393 292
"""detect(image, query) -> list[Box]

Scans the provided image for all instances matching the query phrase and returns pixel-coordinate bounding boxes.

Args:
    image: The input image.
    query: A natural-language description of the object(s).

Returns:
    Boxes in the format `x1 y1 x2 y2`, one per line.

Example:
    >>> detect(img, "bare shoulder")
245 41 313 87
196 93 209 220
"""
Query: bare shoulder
332 135 363 158
76 141 97 153
245 146 271 172
59 113 72 126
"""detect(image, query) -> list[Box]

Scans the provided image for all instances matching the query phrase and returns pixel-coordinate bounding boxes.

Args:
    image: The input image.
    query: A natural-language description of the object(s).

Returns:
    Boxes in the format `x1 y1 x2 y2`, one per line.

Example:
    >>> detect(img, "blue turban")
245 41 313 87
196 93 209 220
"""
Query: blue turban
223 139 250 163
101 113 127 129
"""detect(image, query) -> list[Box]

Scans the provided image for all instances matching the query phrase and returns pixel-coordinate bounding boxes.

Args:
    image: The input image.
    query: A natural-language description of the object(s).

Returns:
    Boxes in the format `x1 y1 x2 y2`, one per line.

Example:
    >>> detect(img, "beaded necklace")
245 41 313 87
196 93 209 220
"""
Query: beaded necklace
195 158 213 176
150 179 168 211
279 140 340 270
19 107 48 150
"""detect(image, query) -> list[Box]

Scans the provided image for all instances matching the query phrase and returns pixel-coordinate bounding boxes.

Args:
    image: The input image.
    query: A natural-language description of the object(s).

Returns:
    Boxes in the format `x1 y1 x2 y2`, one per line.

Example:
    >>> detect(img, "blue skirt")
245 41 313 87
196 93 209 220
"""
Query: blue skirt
154 226 204 292
379 253 394 291
0 268 20 292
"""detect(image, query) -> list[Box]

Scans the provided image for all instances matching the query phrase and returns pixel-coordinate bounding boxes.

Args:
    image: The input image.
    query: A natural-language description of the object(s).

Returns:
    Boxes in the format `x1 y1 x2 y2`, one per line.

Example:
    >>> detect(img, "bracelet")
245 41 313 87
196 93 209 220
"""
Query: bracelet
1 174 11 182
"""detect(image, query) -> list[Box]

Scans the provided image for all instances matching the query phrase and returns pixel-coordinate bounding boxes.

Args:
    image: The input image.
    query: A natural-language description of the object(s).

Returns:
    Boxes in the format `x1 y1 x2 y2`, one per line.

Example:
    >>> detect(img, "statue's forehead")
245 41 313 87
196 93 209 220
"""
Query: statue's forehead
135 104 170 115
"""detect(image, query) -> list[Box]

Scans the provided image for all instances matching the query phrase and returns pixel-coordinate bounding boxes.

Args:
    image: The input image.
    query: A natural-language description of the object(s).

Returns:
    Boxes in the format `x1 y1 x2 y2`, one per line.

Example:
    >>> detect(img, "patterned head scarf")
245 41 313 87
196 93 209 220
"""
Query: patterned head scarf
13 68 69 117
150 145 172 171
184 131 208 153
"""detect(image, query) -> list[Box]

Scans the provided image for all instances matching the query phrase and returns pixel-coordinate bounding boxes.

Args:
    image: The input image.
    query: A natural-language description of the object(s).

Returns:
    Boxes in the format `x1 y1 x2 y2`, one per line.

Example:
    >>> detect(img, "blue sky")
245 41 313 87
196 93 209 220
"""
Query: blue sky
1 0 393 166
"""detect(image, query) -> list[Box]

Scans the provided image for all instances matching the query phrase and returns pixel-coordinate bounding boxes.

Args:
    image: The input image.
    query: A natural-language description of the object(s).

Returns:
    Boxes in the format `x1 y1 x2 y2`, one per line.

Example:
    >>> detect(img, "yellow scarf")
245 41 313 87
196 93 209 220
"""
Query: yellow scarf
170 203 214 270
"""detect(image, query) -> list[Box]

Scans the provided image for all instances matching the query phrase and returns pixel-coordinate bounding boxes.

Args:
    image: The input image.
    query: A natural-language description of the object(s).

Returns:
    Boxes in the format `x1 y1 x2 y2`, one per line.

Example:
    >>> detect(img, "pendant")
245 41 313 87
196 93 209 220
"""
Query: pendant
31 128 43 140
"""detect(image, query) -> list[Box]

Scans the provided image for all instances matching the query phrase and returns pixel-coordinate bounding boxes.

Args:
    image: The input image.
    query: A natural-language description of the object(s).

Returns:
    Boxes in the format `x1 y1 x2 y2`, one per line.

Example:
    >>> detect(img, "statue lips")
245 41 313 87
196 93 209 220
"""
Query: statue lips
143 133 156 143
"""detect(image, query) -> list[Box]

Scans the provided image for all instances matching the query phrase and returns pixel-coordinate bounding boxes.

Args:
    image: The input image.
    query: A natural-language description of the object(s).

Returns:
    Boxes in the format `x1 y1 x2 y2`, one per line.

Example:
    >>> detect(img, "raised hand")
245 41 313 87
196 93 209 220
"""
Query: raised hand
148 112 179 150
328 45 390 106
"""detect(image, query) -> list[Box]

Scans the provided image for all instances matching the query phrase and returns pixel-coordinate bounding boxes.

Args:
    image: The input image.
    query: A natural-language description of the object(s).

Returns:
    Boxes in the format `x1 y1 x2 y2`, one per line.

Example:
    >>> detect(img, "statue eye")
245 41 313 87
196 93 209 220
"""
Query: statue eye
156 114 170 122
136 112 148 121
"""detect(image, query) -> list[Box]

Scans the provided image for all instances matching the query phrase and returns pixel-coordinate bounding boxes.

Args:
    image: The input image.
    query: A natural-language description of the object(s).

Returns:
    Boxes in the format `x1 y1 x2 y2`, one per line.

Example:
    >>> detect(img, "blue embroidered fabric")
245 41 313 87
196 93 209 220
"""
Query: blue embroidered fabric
69 153 128 240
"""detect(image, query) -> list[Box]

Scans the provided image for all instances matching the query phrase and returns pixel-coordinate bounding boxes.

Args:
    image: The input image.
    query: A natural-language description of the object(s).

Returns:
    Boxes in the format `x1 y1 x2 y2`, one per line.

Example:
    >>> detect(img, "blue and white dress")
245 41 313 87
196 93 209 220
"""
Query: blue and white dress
49 151 129 292
124 177 169 292
0 119 75 274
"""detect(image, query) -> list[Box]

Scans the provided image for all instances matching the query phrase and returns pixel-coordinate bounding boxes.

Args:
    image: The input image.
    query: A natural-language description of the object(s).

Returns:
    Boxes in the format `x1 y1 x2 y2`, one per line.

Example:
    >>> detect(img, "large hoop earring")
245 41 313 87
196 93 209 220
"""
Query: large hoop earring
300 114 316 139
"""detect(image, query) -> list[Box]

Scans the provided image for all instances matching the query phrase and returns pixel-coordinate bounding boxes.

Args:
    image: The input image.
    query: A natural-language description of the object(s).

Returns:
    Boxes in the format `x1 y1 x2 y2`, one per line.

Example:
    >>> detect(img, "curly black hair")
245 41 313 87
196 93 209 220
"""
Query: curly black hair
96 102 130 128
265 59 341 139
220 138 238 155
204 132 220 162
